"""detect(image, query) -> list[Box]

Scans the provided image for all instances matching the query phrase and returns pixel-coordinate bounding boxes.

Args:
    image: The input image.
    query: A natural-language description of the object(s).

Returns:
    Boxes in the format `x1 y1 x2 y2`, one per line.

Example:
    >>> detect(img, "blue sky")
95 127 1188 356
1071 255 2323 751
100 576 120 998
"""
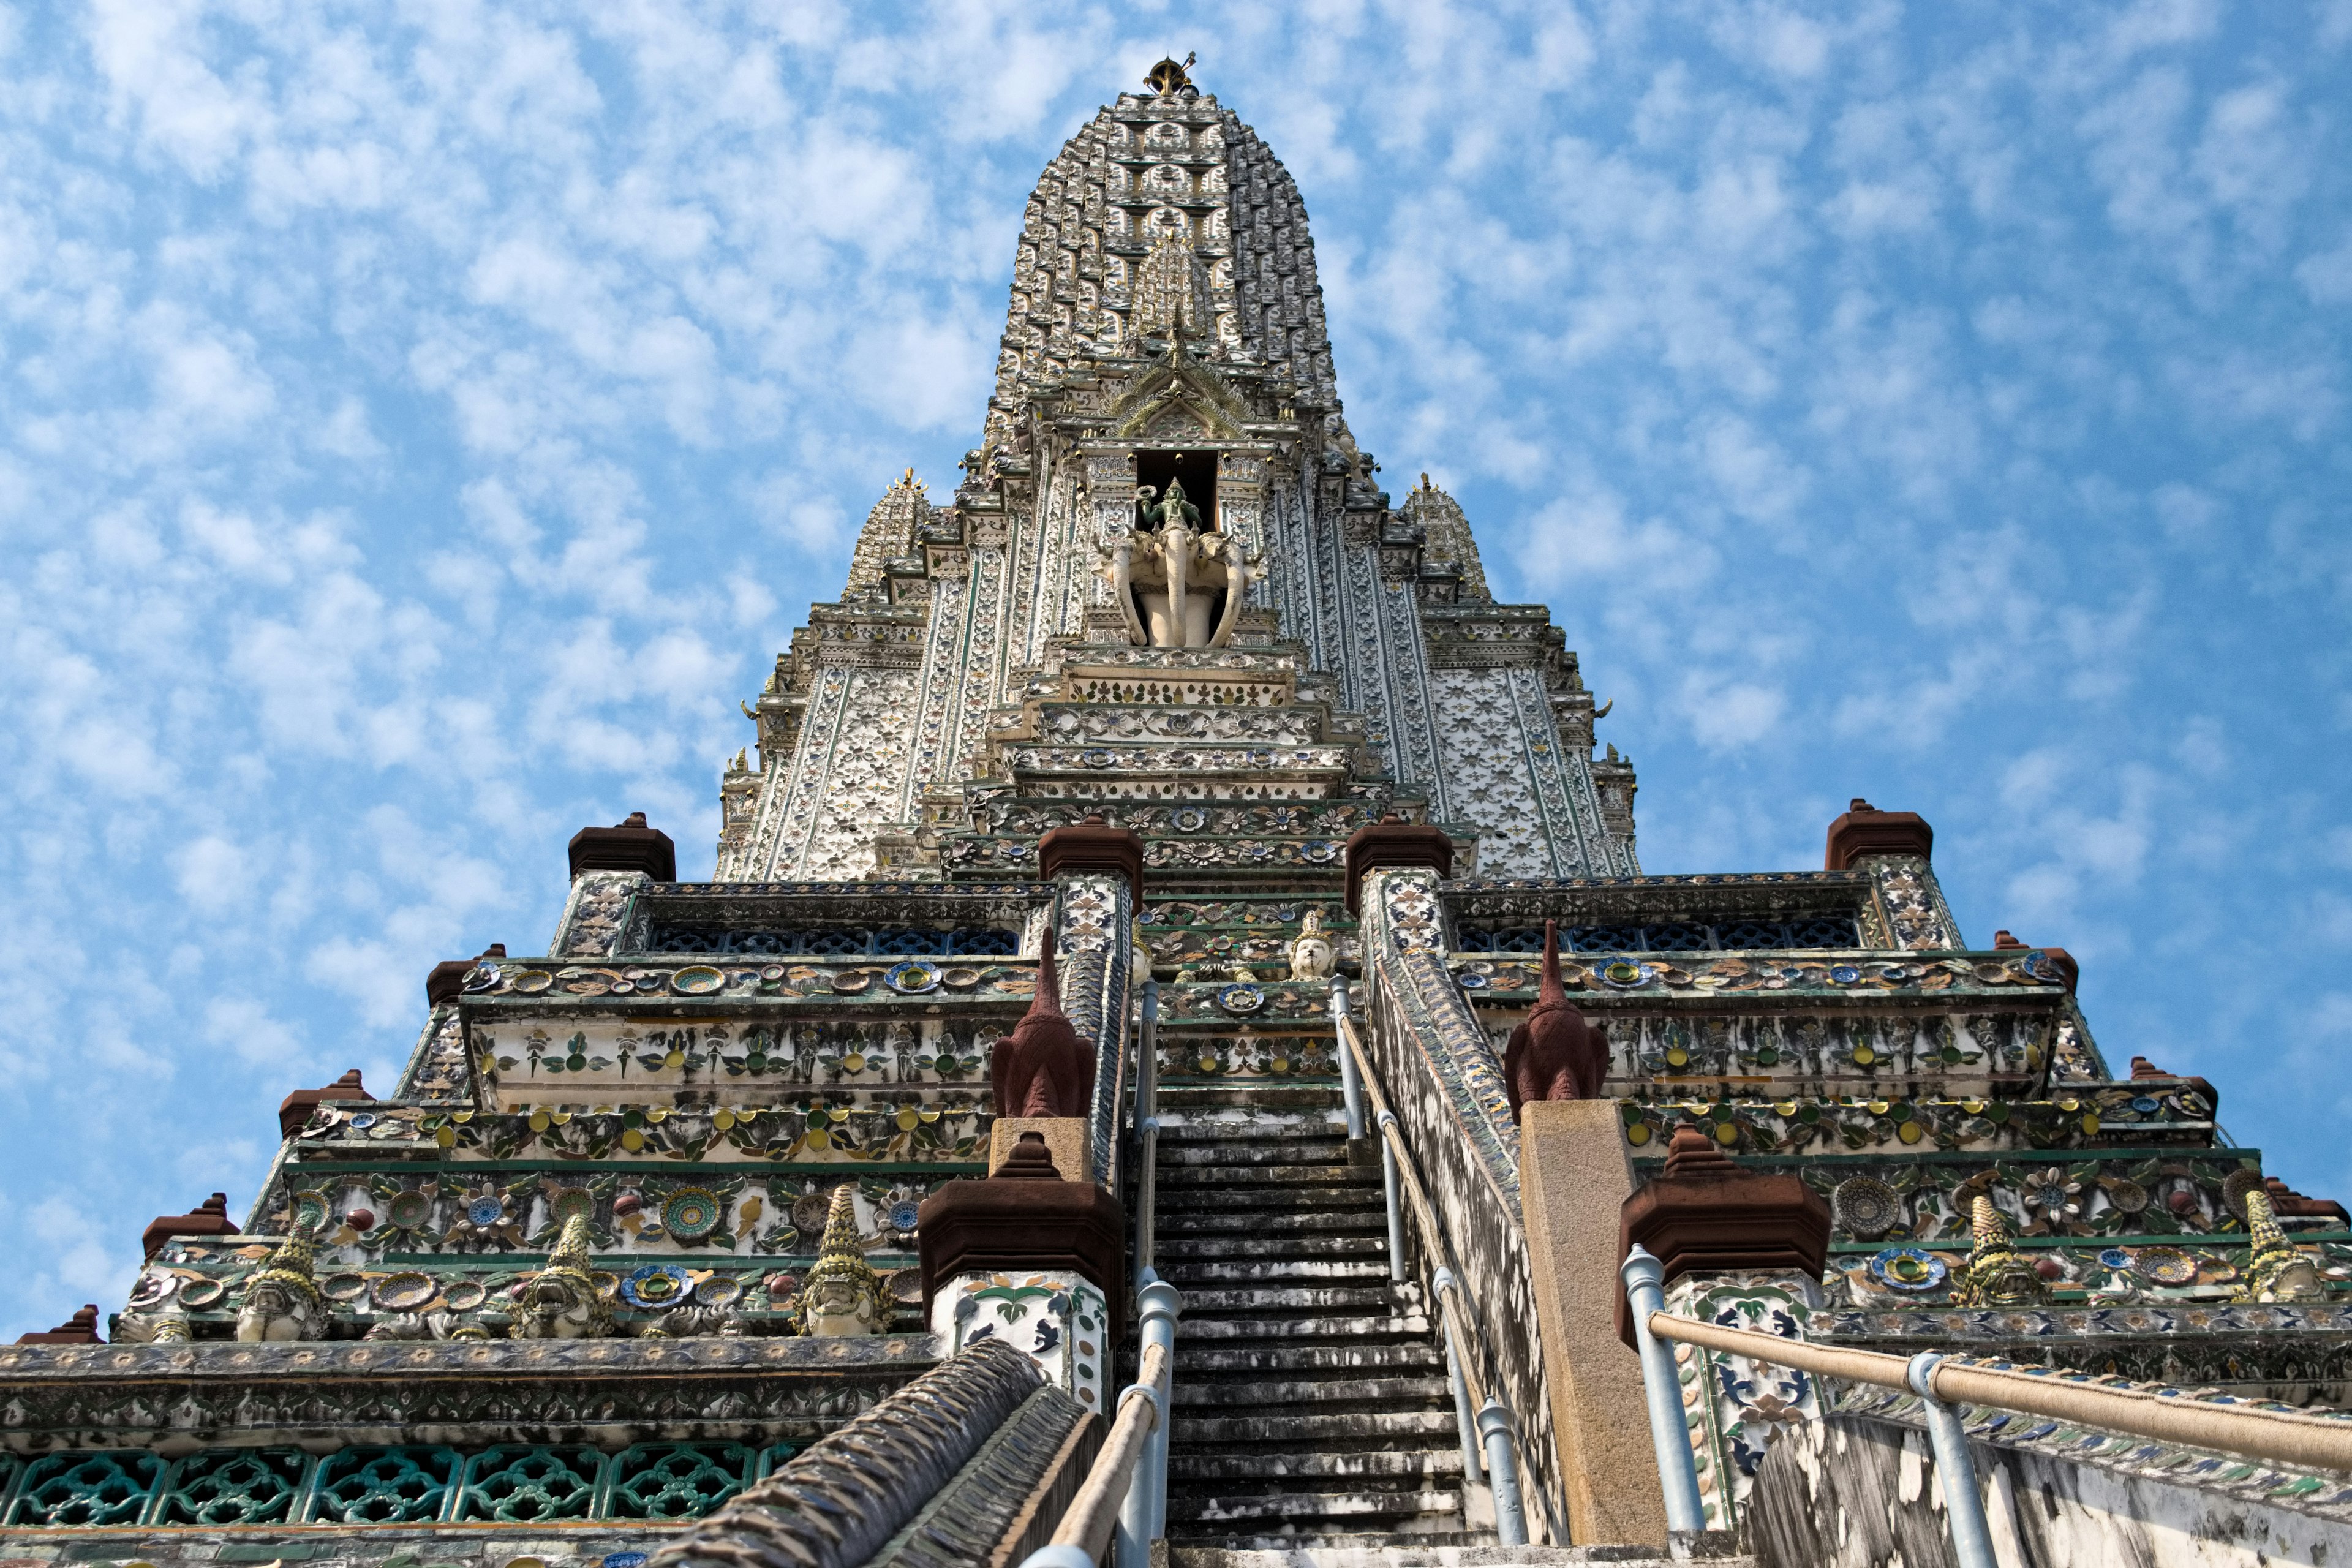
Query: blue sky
1 0 2348 1334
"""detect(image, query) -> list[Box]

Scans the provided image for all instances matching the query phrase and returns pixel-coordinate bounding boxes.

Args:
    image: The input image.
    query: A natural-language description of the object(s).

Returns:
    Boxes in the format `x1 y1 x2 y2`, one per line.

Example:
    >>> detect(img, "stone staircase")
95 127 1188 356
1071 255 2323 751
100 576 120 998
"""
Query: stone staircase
1148 1082 1488 1551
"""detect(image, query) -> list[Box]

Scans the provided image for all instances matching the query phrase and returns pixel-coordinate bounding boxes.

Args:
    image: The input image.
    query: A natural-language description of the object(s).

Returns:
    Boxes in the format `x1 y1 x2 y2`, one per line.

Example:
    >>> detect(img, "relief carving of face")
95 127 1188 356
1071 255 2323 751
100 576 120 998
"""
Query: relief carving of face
804 1276 881 1337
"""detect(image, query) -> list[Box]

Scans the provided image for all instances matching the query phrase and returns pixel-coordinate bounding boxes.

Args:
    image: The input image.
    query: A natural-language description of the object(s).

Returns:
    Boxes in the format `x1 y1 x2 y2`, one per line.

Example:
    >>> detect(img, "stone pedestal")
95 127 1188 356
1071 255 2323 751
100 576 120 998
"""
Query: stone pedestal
1618 1128 1833 1536
919 1134 1126 1343
1517 1098 1665 1546
988 1117 1093 1183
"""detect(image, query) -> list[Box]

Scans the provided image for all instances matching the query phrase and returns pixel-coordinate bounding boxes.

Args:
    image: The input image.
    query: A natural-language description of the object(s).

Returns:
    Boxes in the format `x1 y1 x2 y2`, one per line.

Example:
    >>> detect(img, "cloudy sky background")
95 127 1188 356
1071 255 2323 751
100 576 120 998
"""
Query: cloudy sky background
2 0 2348 1333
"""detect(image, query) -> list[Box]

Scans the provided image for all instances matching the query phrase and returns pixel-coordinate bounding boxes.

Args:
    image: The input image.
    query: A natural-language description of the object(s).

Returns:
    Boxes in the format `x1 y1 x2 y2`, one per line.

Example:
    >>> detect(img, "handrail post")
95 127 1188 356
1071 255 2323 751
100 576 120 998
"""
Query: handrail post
1476 1400 1529 1546
1112 1382 1165 1568
1135 980 1162 1292
1909 1353 1999 1568
1431 1268 1484 1487
1375 1110 1407 1283
1619 1245 1705 1534
1138 1279 1183 1543
1138 979 1159 1127
1332 978 1365 1139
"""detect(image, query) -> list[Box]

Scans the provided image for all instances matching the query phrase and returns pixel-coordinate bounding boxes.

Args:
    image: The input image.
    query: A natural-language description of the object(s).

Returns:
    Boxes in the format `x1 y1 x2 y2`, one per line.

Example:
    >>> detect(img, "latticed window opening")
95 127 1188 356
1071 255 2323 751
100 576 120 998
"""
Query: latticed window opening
311 1446 461 1524
645 925 1019 957
0 1442 797 1527
458 1445 600 1522
600 1442 762 1520
154 1449 309 1526
1461 913 1864 954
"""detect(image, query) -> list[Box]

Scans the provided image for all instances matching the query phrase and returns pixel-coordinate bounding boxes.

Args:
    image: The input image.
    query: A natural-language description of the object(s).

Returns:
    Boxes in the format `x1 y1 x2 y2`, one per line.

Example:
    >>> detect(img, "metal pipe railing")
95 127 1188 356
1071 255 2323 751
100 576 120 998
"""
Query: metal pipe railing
1134 981 1161 1290
1431 1266 1485 1485
1376 1110 1408 1283
1332 978 1366 1139
1626 1282 2352 1565
1618 1246 1705 1534
1023 1281 1183 1568
1335 1012 1528 1545
1642 1306 2352 1474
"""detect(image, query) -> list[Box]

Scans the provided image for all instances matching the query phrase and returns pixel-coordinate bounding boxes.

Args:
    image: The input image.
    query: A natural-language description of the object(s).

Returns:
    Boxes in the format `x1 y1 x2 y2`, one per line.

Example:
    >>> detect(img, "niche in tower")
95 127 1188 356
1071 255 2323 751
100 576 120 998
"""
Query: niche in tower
1128 448 1227 647
1134 450 1219 532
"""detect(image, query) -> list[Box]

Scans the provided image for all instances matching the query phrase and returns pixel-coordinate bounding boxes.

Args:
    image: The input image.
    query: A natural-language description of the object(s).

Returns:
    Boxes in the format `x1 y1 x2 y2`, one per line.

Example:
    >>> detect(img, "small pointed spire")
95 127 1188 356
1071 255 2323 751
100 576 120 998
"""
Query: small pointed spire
1953 1193 2044 1306
820 1185 861 1258
1027 930 1068 1023
1534 919 1567 1013
547 1212 594 1275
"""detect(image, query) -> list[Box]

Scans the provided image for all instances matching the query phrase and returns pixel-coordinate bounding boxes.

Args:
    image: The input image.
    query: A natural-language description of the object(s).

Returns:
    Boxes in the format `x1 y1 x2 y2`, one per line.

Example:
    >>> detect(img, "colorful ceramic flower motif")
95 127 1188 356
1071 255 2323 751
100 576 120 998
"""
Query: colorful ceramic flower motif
444 1182 528 1252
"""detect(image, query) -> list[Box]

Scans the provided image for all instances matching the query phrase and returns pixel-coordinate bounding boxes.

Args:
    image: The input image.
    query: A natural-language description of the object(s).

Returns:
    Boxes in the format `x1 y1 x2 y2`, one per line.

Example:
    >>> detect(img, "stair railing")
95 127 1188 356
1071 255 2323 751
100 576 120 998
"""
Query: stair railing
1623 1245 2352 1568
1022 1280 1183 1568
1133 979 1161 1289
1335 1008 1530 1547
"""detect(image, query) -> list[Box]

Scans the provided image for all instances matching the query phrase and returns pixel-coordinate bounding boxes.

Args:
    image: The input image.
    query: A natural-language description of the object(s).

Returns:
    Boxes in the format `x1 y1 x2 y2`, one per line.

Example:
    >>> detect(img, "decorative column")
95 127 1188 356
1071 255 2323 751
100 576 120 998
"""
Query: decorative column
1618 1128 1833 1535
920 1133 1126 1420
551 812 675 958
1826 799 1962 950
1038 817 1142 1189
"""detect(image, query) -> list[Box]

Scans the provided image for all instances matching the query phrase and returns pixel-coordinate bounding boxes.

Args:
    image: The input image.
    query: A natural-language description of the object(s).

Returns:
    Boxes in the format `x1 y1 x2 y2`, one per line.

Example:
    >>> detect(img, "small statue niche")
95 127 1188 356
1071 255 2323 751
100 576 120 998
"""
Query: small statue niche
1107 461 1257 650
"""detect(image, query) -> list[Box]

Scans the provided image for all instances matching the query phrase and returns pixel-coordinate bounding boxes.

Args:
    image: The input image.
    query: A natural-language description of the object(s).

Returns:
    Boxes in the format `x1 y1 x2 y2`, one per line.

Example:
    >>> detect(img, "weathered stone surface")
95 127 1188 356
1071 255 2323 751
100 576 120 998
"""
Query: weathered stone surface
1517 1099 1665 1547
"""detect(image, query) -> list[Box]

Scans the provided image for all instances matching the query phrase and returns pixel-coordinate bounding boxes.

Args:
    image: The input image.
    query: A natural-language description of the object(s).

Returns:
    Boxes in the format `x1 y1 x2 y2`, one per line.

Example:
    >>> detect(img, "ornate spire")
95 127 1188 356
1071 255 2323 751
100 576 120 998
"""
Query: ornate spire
797 1185 889 1336
546 1212 595 1277
1403 475 1490 602
843 470 932 600
250 1231 320 1303
1952 1193 2045 1307
2239 1189 2326 1302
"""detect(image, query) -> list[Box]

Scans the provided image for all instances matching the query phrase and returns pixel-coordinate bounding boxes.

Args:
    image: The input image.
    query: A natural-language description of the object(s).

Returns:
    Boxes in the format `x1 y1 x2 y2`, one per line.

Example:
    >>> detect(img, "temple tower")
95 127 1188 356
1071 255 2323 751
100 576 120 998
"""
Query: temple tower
6 57 2346 1568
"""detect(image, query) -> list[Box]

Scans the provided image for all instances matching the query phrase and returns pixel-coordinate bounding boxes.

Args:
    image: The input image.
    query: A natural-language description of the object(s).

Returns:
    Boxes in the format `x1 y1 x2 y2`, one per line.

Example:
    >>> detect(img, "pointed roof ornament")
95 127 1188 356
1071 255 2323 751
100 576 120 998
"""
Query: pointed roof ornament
546 1212 595 1277
797 1184 890 1335
1953 1193 2045 1306
2239 1188 2326 1301
1144 52 1196 95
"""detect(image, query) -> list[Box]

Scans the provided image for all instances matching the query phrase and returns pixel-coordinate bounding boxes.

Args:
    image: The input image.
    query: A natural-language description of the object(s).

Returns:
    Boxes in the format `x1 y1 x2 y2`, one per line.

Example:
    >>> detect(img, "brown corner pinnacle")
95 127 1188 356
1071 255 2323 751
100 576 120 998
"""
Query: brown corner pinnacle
142 1191 238 1260
1617 1128 1830 1346
1823 798 1933 870
1038 816 1144 899
17 1305 103 1344
1342 816 1453 914
277 1069 374 1140
990 934 1095 1119
568 812 677 881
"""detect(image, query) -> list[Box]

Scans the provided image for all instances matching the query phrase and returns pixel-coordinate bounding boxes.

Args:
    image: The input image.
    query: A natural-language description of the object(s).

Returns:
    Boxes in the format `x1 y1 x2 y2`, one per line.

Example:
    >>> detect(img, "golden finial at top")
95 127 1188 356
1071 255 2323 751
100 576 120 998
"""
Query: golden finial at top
1145 53 1196 95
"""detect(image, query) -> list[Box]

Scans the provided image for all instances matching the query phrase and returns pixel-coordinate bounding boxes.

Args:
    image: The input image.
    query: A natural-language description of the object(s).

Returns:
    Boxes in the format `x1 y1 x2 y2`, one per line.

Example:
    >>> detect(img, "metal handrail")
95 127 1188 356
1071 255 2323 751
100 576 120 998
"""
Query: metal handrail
1645 1308 2352 1474
1335 1009 1527 1544
1335 1014 1488 1401
1026 1339 1170 1566
1134 981 1161 1288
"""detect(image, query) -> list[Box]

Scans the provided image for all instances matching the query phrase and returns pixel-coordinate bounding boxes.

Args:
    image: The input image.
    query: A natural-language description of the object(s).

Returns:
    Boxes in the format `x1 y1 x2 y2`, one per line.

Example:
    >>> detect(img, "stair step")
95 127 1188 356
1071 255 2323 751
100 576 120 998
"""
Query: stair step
1169 1284 1400 1313
1162 1140 1353 1165
1159 1235 1389 1261
1167 1487 1468 1526
1172 1448 1464 1483
1159 1119 1351 1141
1156 1185 1384 1212
1159 1209 1387 1235
1176 1409 1461 1444
1177 1343 1448 1375
1178 1313 1434 1343
1159 1260 1393 1286
1161 1164 1376 1188
1174 1374 1452 1406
